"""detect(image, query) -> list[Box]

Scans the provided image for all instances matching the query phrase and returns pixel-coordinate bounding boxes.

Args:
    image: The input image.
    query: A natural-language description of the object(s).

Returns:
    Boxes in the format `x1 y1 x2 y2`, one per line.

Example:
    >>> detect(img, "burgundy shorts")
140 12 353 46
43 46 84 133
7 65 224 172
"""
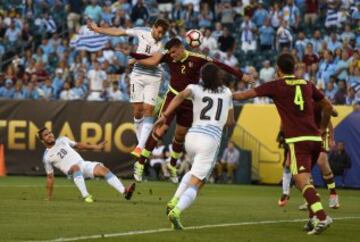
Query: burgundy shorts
160 92 193 128
288 141 322 175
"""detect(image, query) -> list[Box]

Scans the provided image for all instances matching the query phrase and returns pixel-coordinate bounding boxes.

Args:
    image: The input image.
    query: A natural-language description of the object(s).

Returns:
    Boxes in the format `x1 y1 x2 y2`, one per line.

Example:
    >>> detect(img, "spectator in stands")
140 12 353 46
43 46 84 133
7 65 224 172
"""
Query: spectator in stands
325 80 337 102
329 142 351 181
41 78 55 100
304 0 319 25
66 0 83 33
220 49 239 68
4 21 21 47
240 15 257 53
211 22 223 40
259 18 275 51
317 50 337 88
149 140 168 180
354 100 360 112
131 0 149 22
335 50 350 81
198 3 213 28
52 68 65 98
276 20 293 51
87 60 107 101
23 81 40 100
303 42 320 70
334 79 348 104
0 79 15 99
269 2 282 29
281 0 301 30
84 0 103 23
171 2 182 21
200 28 218 53
216 141 240 184
218 26 235 52
327 32 342 53
219 1 235 29
259 60 275 83
310 29 323 54
295 31 309 59
252 2 268 28
341 24 356 43
181 3 198 30
108 81 125 101
13 80 25 100
60 81 76 100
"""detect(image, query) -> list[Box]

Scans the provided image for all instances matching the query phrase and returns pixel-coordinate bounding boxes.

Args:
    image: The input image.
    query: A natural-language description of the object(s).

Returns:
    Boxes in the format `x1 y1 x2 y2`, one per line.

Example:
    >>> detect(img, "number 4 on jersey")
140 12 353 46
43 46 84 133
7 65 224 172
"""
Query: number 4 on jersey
294 85 304 111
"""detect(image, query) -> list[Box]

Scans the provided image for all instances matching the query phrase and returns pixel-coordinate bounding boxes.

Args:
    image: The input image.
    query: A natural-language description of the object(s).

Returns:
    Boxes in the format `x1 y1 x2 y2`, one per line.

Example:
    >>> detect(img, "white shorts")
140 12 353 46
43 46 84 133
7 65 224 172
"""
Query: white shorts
130 73 161 105
185 132 220 180
79 161 102 179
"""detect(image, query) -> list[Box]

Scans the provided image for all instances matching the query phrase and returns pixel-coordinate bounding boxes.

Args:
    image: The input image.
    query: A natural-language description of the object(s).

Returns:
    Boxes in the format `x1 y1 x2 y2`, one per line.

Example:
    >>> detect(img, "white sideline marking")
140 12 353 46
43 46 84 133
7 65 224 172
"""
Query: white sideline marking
28 216 360 242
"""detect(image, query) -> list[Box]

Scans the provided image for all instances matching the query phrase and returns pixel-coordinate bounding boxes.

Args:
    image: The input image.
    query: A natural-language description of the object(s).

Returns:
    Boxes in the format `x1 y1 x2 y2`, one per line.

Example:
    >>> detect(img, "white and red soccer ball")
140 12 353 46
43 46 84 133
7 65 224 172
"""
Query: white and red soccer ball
185 29 203 48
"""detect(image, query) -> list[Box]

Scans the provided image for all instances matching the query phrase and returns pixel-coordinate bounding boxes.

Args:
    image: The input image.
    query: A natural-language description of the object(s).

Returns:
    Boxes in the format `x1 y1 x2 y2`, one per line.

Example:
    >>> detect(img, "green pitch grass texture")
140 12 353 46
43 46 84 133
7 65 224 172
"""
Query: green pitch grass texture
0 177 359 242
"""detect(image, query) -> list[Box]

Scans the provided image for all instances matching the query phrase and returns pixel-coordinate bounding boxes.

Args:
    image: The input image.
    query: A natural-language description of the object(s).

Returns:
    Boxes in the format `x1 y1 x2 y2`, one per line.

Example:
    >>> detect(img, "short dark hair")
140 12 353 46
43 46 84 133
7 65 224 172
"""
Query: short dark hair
165 38 183 50
37 127 48 140
200 63 224 93
154 18 170 32
277 53 295 75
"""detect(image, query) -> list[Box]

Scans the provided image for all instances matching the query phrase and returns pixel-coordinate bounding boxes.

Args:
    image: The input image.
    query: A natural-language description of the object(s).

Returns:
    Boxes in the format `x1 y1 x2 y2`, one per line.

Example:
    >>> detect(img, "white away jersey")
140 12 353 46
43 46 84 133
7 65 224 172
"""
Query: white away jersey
187 84 233 143
43 137 85 175
125 27 163 77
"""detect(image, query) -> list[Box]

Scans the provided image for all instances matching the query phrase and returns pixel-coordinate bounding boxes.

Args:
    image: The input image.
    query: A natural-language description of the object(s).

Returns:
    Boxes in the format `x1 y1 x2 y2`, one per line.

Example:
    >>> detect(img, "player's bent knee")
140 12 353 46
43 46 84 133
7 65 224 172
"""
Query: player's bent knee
69 164 81 174
94 164 110 177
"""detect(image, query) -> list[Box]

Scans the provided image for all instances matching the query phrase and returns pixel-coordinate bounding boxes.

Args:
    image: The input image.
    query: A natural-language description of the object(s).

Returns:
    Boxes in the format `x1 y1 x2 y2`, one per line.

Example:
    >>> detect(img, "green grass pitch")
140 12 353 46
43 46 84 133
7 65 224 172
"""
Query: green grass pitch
0 176 359 242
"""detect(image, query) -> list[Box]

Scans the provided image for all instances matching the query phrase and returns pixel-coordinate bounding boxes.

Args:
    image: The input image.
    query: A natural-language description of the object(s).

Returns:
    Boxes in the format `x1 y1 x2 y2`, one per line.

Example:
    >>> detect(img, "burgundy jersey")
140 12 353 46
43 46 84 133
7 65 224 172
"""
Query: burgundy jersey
255 75 324 139
161 50 243 93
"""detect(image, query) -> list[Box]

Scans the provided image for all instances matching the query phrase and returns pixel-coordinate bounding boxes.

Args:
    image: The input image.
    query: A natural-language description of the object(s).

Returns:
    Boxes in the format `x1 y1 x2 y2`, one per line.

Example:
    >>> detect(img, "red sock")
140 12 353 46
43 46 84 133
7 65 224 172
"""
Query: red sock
170 139 183 167
139 132 161 165
323 173 337 195
303 185 327 221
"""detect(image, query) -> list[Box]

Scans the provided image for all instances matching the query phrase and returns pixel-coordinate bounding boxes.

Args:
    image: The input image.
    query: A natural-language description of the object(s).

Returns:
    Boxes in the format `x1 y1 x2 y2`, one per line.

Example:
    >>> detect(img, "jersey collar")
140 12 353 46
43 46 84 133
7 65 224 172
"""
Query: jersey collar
180 50 189 63
283 75 296 78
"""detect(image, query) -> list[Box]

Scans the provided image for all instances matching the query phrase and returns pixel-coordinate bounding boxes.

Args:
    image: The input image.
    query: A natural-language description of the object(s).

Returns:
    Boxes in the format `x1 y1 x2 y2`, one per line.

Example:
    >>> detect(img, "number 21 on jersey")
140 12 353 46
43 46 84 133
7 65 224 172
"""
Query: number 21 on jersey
200 97 223 120
294 85 304 111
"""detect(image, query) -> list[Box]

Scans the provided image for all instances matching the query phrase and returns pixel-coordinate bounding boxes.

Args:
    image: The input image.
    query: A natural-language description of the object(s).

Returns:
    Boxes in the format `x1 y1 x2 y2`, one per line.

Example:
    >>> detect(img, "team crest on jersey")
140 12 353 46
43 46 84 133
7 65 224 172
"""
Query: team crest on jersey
188 62 193 68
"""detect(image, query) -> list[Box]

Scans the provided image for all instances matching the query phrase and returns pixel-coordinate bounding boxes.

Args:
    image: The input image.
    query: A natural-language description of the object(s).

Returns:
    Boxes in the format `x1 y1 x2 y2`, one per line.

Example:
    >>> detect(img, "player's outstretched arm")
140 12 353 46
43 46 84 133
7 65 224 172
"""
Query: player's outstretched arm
213 60 253 83
155 89 192 128
233 89 257 101
74 141 106 151
87 22 126 36
46 173 54 201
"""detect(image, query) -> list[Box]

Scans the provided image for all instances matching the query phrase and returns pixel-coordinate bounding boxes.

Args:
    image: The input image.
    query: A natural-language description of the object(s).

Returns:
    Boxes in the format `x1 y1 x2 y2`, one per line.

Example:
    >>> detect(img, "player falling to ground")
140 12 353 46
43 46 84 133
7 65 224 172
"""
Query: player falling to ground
38 127 135 203
154 63 234 229
130 38 252 183
279 103 340 209
233 53 333 235
88 18 170 158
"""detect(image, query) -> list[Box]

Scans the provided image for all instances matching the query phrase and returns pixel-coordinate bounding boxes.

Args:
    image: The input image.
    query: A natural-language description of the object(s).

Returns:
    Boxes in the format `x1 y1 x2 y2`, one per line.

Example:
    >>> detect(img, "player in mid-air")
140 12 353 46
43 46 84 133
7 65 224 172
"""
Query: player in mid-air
233 53 333 235
88 18 170 158
154 63 234 229
279 104 340 209
38 127 135 202
130 38 252 183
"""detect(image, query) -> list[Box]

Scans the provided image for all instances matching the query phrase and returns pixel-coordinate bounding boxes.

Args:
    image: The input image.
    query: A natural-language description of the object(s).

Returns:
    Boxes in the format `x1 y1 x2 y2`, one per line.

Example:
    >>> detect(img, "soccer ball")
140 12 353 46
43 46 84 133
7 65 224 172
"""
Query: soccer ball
185 29 203 48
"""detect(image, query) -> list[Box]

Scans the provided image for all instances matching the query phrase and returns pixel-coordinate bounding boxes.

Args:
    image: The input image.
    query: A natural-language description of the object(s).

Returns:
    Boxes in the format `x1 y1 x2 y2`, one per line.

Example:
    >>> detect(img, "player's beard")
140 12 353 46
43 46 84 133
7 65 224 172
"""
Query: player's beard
46 141 55 146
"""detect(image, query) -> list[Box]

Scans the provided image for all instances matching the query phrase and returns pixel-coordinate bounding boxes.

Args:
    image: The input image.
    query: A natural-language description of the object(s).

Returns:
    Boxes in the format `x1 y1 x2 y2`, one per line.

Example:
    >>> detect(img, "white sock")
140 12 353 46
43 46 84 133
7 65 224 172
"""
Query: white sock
282 167 292 195
105 172 125 194
138 116 154 149
174 171 192 199
176 185 198 212
73 171 90 198
134 117 144 143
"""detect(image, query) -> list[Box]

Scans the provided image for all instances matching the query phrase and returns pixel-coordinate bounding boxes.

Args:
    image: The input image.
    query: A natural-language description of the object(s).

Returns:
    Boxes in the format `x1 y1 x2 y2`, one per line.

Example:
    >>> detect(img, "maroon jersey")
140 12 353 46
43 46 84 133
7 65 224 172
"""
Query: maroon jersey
161 50 243 92
255 75 324 140
130 51 243 93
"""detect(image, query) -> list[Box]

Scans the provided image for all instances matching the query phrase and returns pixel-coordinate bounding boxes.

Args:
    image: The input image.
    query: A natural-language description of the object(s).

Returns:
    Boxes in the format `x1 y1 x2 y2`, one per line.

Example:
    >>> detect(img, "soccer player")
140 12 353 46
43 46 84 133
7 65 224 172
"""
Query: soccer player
233 53 333 235
38 127 135 203
130 38 252 182
279 105 340 209
155 63 234 229
88 18 170 158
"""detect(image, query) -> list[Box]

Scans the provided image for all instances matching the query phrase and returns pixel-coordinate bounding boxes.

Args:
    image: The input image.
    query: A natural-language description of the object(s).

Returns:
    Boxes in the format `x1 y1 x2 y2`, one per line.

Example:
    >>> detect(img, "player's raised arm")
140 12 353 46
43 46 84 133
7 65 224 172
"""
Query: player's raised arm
212 59 253 83
232 89 258 101
87 22 126 36
74 141 106 151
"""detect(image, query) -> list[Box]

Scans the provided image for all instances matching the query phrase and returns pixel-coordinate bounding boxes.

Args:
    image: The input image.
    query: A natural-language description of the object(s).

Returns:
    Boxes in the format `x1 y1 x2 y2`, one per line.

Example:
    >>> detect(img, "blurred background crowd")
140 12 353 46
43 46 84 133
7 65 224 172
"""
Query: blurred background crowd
0 0 359 105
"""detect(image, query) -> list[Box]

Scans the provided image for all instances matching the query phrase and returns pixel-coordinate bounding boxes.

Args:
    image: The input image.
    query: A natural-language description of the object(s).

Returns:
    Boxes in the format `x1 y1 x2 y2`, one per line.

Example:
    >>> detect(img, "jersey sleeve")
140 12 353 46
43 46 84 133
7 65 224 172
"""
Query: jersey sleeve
227 88 234 109
185 84 196 100
311 82 325 102
125 28 141 37
59 136 77 147
254 80 278 97
43 154 54 175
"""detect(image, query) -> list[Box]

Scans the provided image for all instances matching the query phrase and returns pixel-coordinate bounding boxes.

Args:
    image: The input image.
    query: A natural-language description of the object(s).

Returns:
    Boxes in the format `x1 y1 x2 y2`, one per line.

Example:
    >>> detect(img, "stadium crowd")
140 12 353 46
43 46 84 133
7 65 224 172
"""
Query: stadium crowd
0 0 359 105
